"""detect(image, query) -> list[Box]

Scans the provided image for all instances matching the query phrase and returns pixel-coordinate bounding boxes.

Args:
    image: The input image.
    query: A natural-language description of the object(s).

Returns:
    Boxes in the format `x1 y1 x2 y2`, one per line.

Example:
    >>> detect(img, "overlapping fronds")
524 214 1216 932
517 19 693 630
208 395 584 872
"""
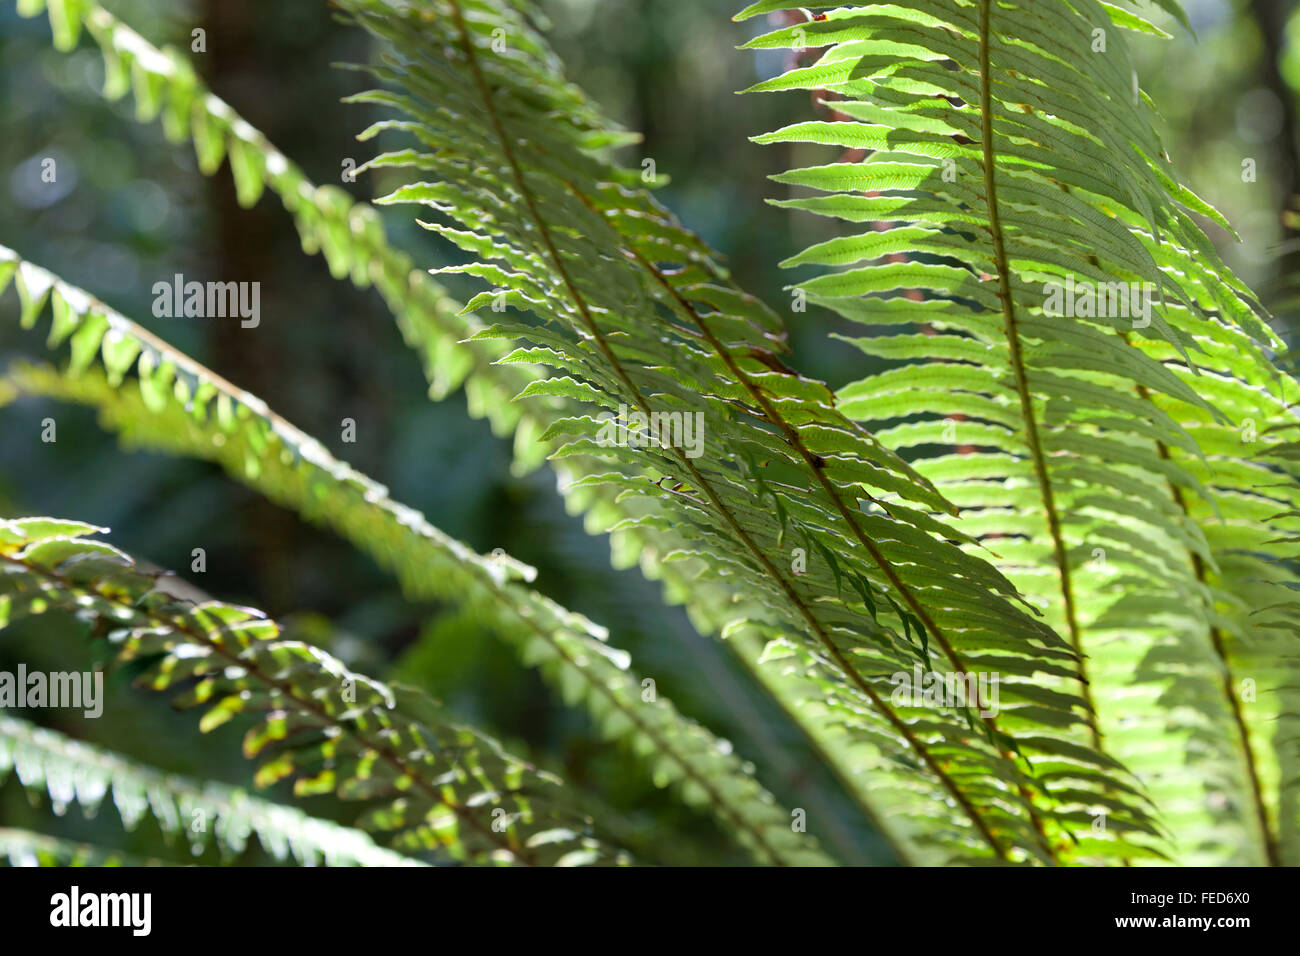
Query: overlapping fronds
7 1 843 863
16 0 1295 867
741 0 1300 863
0 247 831 867
0 716 418 866
328 0 1184 864
14 0 896 860
0 517 628 865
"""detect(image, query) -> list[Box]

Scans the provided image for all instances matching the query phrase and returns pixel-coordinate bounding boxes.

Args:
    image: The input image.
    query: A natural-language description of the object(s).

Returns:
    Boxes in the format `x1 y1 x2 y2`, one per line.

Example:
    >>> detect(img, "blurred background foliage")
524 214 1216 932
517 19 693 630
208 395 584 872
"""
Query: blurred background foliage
0 0 1296 865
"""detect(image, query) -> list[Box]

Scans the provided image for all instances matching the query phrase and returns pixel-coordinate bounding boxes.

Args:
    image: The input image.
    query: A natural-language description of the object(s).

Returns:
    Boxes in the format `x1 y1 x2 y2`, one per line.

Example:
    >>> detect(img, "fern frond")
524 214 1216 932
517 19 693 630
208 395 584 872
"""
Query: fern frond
0 248 832 867
744 0 1300 864
6 0 547 457
327 0 1181 864
1251 433 1300 861
0 517 627 865
0 716 418 866
0 827 167 866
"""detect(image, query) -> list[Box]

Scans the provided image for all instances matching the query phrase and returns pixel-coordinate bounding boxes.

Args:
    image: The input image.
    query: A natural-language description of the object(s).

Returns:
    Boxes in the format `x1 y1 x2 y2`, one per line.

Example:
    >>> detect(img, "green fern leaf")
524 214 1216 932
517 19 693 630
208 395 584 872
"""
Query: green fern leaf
747 0 1300 864
0 519 625 866
0 716 420 866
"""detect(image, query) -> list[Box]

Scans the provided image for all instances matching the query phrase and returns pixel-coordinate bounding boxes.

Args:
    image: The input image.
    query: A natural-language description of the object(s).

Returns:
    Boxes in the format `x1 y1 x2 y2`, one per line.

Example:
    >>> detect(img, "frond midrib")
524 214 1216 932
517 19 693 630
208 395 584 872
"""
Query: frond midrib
976 0 1096 746
445 0 1015 861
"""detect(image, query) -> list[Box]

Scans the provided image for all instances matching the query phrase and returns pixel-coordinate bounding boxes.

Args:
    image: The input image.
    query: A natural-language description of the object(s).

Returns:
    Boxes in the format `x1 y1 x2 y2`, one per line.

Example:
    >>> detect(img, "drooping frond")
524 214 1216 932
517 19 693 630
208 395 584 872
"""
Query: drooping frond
0 247 831 867
8 0 545 457
0 716 419 866
0 517 628 865
741 0 1300 864
328 0 1180 864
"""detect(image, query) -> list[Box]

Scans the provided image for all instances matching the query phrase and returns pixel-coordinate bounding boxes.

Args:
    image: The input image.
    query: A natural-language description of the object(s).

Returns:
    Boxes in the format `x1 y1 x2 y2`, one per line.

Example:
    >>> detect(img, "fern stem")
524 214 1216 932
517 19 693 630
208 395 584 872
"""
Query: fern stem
681 439 1011 856
1179 504 1280 867
722 630 918 864
444 0 1011 860
976 0 1098 749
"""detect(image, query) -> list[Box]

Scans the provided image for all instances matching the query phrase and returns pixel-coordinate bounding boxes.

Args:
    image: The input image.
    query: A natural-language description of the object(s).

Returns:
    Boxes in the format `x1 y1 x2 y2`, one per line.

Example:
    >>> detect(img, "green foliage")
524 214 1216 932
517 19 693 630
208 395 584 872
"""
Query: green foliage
0 827 163 866
335 0 1201 864
0 516 630 865
3 0 1300 867
10 0 852 868
9 0 542 454
742 0 1300 864
0 715 417 866
0 246 828 866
